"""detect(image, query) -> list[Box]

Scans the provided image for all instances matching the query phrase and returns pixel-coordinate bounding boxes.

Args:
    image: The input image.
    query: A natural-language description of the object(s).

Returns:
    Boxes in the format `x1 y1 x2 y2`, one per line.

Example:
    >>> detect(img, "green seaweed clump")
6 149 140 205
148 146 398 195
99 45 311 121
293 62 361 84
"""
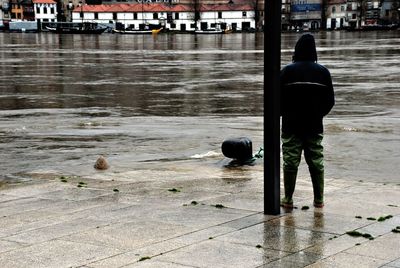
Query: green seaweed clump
392 226 400 233
113 188 119 192
60 176 68 182
355 216 362 219
214 204 225 209
77 182 87 188
346 231 374 240
256 244 262 248
377 215 393 222
168 188 180 193
346 231 363 237
362 233 372 239
301 206 310 210
366 217 376 221
191 201 198 205
138 256 151 262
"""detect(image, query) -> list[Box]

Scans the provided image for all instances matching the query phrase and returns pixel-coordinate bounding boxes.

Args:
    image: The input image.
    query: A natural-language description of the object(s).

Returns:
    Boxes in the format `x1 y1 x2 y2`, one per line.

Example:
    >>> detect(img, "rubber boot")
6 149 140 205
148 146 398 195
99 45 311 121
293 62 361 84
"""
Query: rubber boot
281 170 298 208
310 170 324 207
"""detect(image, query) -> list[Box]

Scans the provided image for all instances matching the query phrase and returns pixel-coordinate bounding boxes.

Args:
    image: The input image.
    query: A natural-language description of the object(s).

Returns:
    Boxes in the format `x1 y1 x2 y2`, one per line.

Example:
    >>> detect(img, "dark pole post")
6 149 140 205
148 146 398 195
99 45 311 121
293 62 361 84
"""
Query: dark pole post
264 0 281 215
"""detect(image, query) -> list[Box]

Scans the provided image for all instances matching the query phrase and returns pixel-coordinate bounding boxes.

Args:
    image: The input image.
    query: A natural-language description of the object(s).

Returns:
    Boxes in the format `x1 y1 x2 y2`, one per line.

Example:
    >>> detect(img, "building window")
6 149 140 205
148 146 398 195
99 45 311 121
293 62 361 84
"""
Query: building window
332 6 336 13
242 11 247 17
36 6 40 13
134 13 137 19
218 11 222 19
190 23 195 29
352 13 356 19
175 12 179 20
153 12 158 19
170 23 176 28
94 12 98 19
50 7 54 14
113 13 117 20
44 7 47 13
341 5 345 12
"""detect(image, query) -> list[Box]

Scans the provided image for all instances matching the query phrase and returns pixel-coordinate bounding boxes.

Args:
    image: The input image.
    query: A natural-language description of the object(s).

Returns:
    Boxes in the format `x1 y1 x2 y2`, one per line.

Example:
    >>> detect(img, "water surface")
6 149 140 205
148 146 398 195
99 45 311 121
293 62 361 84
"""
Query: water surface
0 31 399 183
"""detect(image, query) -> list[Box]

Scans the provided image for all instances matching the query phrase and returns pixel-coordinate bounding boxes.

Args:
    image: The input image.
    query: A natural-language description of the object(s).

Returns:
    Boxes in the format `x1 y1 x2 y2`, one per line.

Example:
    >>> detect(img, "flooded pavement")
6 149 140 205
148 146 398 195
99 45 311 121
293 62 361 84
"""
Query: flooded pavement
0 31 399 183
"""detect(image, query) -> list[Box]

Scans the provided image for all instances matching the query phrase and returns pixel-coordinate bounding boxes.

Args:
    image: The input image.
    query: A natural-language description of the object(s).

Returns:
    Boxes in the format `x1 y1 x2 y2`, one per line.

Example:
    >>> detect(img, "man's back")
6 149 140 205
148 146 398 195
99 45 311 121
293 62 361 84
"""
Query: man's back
280 35 335 135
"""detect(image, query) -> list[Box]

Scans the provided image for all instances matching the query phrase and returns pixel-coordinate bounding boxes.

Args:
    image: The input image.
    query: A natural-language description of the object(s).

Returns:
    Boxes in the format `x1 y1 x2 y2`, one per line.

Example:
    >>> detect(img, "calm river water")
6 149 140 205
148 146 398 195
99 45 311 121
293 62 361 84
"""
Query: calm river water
0 31 399 183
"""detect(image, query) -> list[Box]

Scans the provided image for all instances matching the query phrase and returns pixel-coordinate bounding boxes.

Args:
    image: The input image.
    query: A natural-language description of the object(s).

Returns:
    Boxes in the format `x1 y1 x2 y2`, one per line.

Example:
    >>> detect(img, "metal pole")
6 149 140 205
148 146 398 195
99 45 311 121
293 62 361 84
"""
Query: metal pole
264 0 281 215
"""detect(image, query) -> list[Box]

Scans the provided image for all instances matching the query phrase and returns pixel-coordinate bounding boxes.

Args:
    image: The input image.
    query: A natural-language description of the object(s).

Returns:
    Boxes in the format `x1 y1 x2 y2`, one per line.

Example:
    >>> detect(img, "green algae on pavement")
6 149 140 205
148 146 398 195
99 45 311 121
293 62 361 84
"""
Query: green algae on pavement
377 215 393 222
138 256 151 262
168 188 181 193
346 230 373 239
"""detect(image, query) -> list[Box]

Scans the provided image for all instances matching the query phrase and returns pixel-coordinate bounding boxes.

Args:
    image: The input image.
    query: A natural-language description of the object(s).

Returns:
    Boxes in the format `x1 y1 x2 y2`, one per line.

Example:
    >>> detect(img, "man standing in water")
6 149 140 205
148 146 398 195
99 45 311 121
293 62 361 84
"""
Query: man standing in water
280 34 335 208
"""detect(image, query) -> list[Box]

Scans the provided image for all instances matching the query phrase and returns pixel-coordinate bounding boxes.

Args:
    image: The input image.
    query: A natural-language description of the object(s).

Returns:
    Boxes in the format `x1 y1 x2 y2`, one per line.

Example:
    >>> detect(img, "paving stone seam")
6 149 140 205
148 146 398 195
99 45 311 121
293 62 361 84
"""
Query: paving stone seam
299 233 400 266
0 205 116 239
81 212 266 266
310 251 395 266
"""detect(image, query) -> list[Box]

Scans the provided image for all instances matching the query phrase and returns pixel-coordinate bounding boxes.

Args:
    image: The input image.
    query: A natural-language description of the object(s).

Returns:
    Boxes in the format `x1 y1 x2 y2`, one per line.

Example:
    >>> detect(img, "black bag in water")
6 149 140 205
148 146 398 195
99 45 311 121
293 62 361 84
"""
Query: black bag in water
221 137 253 161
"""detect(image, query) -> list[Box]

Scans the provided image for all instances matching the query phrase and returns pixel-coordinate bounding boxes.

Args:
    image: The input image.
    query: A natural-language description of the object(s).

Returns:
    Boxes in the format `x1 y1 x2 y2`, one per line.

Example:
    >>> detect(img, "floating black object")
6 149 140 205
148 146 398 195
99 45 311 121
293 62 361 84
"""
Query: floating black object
221 137 253 161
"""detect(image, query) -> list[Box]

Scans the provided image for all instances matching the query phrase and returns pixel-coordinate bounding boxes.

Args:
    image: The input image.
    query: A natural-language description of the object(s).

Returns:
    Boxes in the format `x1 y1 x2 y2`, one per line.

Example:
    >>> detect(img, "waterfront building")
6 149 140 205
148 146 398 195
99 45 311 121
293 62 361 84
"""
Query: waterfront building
1 0 11 22
71 3 255 31
364 0 381 25
380 0 400 25
197 4 254 31
33 0 57 22
281 0 291 30
10 0 23 20
326 0 347 29
344 0 360 28
10 0 35 21
290 0 322 30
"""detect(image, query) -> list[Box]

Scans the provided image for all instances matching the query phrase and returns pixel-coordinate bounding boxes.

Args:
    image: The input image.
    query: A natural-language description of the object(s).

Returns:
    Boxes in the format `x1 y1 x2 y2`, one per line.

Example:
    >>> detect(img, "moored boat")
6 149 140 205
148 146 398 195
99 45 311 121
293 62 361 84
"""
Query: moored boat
45 22 107 34
194 28 224 34
112 26 163 35
112 29 153 34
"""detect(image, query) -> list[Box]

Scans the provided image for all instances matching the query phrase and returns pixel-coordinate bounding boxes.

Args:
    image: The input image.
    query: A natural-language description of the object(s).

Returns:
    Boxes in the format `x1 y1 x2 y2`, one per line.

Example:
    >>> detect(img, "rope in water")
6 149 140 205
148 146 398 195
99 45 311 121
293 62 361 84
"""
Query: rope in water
239 147 263 165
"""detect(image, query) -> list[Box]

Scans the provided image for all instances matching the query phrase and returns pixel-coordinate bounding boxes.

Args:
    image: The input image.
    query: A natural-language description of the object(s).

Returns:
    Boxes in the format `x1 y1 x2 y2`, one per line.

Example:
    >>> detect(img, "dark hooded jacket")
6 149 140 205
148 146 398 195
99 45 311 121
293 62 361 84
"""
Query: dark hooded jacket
280 34 335 135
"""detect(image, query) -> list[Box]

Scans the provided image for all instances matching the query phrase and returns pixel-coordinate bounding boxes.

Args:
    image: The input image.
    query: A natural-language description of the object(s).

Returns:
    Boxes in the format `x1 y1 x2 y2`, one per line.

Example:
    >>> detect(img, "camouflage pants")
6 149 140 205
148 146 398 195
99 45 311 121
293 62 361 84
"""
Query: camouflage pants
281 133 324 174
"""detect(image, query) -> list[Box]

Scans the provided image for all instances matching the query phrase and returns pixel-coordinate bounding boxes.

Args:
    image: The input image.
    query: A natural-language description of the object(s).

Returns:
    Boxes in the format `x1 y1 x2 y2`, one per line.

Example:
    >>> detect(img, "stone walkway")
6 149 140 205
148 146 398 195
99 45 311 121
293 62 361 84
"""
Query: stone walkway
0 166 399 268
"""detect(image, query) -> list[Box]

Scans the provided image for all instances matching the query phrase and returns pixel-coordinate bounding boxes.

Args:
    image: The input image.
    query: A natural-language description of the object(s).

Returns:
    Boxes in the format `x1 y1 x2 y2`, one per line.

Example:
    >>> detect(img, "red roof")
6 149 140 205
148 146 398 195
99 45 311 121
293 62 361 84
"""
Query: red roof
73 3 253 13
199 4 253 12
33 0 56 3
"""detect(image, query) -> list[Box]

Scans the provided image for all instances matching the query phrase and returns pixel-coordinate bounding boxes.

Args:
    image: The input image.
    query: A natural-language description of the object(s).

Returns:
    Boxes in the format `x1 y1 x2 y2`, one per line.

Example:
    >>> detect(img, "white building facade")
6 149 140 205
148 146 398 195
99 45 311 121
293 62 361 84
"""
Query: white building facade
326 0 347 29
198 5 255 31
33 0 57 22
71 3 255 32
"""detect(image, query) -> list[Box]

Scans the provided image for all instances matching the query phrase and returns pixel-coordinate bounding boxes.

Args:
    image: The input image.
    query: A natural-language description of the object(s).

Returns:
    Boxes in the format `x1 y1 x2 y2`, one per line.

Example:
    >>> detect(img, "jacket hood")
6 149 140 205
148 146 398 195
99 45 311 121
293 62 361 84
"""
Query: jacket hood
293 34 318 62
